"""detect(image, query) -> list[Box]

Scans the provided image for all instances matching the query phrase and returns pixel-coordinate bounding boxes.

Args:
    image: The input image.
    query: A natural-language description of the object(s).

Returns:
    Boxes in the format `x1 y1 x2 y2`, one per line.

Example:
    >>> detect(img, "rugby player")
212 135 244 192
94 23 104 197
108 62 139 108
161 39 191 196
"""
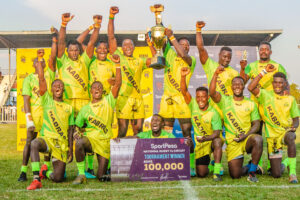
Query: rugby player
18 30 57 181
108 6 151 136
73 54 122 184
209 67 263 182
180 67 223 181
27 59 74 190
57 13 102 117
248 70 299 183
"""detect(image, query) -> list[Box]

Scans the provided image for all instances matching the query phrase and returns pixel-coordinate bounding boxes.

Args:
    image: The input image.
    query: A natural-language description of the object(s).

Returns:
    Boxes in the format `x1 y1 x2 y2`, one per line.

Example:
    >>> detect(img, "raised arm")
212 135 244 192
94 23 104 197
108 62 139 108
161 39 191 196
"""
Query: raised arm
57 13 74 58
49 26 58 72
239 60 249 83
145 31 156 57
108 6 119 54
165 28 192 66
196 21 208 65
110 54 122 98
248 64 275 96
86 15 102 58
209 66 224 103
180 67 192 104
36 58 47 96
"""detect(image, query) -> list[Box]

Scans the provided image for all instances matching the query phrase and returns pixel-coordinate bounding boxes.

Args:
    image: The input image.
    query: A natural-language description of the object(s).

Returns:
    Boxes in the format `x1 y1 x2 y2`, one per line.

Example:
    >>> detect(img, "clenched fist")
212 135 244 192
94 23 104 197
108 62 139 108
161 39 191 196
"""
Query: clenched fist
181 67 191 77
196 21 206 29
110 6 119 15
61 13 74 23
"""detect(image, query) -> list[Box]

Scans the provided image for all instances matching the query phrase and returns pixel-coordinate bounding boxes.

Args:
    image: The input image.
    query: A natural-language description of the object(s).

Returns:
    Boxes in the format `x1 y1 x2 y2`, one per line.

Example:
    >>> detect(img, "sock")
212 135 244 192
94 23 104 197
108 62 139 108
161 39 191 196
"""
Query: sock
249 163 258 173
46 170 53 179
31 162 40 181
258 158 263 167
44 161 51 169
282 158 289 167
108 158 111 170
214 163 222 175
21 165 28 173
87 154 94 170
267 159 271 170
289 157 296 176
190 153 195 169
77 161 85 175
208 160 214 173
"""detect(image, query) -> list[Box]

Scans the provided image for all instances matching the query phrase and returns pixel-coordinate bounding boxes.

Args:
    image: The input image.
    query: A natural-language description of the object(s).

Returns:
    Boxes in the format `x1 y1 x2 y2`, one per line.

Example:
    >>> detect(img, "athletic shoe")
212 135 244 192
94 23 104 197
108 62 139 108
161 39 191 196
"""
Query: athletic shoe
256 164 264 175
190 168 196 177
220 166 224 176
39 164 48 180
18 172 27 182
27 179 42 190
280 163 285 175
72 174 87 185
99 175 111 182
289 175 298 184
213 174 222 182
247 172 258 183
87 168 95 175
85 171 96 179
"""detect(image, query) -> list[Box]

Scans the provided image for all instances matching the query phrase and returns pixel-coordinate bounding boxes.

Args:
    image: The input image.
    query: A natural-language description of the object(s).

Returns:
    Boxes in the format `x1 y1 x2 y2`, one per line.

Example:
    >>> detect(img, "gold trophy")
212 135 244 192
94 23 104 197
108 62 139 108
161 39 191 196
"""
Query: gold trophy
149 4 166 69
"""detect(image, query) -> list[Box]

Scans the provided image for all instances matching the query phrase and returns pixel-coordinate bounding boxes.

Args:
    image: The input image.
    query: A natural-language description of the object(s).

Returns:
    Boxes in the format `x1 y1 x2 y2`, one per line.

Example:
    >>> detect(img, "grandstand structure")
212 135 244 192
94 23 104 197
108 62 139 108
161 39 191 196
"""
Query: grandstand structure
0 29 282 122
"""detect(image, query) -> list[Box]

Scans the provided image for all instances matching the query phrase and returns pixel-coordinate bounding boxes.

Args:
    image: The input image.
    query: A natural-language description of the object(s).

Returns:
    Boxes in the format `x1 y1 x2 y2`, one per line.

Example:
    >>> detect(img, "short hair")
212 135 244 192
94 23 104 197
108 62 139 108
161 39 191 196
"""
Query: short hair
51 79 64 87
153 114 164 123
96 41 108 48
259 41 271 49
178 37 190 43
91 81 103 88
67 40 82 53
122 39 134 46
273 72 287 81
232 76 245 84
220 46 232 53
196 86 208 94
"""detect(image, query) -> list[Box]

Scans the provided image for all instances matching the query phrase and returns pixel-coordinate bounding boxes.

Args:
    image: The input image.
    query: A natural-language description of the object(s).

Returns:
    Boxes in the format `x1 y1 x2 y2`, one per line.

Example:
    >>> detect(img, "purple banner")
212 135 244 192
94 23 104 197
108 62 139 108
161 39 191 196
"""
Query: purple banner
111 138 190 182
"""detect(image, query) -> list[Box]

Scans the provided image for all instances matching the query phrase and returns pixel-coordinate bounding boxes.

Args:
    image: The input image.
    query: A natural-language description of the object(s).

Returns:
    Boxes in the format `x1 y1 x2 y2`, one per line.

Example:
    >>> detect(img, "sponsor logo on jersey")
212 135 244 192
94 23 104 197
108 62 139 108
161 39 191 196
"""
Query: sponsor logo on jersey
88 116 108 134
48 110 64 137
122 66 140 93
166 68 180 92
193 116 207 135
66 66 87 91
226 111 245 134
216 77 229 96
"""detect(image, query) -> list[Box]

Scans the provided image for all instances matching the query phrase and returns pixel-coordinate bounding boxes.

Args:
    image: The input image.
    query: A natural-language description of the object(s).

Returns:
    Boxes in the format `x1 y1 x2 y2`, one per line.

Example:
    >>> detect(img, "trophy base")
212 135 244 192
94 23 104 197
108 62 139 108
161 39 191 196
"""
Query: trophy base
149 56 165 70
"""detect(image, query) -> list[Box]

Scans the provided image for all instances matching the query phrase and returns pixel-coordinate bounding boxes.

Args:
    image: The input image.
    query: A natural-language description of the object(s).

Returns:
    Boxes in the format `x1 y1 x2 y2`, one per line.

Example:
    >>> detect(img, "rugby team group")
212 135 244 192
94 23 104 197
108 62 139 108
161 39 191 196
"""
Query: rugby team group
17 6 299 190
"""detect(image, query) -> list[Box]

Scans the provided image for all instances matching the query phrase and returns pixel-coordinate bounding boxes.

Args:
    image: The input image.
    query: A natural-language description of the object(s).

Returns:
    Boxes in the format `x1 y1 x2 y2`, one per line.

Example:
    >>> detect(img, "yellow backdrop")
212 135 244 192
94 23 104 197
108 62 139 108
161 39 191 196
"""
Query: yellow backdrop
17 47 153 151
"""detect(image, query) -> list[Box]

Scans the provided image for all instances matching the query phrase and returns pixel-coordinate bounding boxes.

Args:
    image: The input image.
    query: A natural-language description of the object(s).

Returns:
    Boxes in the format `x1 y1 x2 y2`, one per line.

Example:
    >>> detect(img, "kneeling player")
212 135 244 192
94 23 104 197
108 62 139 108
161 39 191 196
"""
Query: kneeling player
180 67 223 181
209 66 263 182
27 59 74 190
73 55 121 184
248 70 300 183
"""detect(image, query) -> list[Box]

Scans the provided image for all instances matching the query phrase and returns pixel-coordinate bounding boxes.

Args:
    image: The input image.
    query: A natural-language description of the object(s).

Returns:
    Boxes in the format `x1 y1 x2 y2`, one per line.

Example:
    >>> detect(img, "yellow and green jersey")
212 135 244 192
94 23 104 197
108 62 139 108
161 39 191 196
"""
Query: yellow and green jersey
257 89 300 138
163 42 196 96
22 68 55 109
245 60 286 92
89 58 116 96
189 98 222 137
203 57 238 96
75 92 116 140
137 130 176 138
217 94 260 143
114 49 146 98
40 92 74 151
56 51 91 100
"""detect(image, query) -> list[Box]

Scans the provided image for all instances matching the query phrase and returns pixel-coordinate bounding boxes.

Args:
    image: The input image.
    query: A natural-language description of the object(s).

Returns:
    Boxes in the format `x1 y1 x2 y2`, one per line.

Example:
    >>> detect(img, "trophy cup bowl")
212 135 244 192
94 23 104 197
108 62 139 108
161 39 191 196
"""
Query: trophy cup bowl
149 4 166 70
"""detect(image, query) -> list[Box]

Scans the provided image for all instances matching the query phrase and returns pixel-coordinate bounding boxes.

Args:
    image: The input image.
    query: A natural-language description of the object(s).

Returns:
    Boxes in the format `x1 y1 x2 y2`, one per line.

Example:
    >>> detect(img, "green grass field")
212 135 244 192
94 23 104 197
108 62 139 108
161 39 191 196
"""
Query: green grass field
1 123 300 200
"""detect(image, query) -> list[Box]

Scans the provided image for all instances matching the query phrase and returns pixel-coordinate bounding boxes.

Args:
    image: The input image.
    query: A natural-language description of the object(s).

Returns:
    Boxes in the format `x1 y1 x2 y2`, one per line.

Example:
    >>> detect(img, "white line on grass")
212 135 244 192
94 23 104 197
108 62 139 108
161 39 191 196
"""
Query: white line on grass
7 184 300 192
180 181 198 200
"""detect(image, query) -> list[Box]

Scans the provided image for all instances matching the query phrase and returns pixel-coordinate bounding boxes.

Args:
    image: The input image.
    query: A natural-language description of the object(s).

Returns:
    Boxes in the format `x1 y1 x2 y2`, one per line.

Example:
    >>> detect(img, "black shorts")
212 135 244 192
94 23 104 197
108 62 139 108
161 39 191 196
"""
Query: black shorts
196 154 211 166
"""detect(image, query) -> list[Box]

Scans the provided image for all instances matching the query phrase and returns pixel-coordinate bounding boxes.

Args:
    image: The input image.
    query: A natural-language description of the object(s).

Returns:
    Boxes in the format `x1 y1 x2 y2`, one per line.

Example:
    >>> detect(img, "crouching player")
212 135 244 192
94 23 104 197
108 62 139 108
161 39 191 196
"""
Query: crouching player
248 69 300 183
72 54 121 184
209 66 263 182
27 59 74 190
180 67 223 181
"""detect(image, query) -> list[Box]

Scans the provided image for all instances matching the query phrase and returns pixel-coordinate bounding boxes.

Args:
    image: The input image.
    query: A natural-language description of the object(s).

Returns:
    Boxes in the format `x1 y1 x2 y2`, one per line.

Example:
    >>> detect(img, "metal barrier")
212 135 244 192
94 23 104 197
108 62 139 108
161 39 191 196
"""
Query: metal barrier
0 106 17 123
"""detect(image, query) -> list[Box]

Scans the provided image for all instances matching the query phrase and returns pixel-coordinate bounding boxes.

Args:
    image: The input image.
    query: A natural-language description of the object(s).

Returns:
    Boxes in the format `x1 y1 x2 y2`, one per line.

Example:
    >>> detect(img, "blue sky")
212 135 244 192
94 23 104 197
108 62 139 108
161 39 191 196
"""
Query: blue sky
0 0 299 84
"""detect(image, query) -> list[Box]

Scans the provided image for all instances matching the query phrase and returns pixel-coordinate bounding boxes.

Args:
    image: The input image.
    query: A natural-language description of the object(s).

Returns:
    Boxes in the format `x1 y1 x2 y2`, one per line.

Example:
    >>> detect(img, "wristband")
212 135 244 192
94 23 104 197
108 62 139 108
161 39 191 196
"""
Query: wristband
94 23 100 29
109 14 115 19
61 22 67 27
88 25 94 31
196 28 202 32
25 113 35 129
169 35 175 41
52 38 58 43
147 41 153 46
115 63 121 67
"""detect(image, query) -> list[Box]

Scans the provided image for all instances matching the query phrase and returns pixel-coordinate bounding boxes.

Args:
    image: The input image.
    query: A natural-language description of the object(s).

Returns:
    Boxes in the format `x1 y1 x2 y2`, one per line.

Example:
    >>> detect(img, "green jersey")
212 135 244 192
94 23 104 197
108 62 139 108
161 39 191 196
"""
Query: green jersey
257 89 300 138
217 94 260 143
137 130 176 139
189 98 222 137
203 57 238 96
163 42 196 96
56 51 91 100
40 92 74 148
22 68 55 108
75 92 116 140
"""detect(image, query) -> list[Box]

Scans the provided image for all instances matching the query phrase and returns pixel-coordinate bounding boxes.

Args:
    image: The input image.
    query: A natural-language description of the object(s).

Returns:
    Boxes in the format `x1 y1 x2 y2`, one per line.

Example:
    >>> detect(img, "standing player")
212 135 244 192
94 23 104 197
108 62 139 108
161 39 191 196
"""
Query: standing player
209 67 263 182
180 67 223 181
18 30 57 181
73 54 121 184
108 6 150 136
26 59 74 190
248 70 299 183
57 13 102 117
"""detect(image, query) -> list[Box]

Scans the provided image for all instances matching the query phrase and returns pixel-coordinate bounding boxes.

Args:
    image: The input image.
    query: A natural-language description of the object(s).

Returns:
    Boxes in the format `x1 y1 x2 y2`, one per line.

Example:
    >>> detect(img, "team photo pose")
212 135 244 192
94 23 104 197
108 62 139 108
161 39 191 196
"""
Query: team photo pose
248 70 299 183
